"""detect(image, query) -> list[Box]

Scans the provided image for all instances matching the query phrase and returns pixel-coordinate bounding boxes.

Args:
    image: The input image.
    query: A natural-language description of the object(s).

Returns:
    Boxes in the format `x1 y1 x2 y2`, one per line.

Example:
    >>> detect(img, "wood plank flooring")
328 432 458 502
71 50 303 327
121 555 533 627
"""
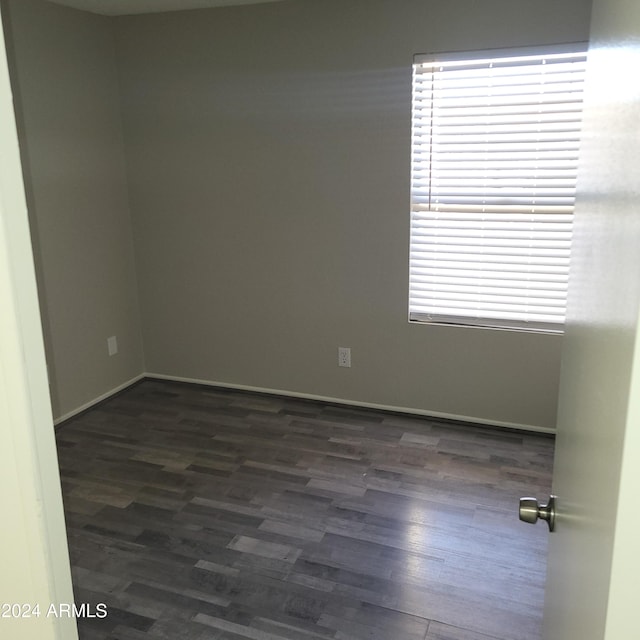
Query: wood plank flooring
55 379 554 640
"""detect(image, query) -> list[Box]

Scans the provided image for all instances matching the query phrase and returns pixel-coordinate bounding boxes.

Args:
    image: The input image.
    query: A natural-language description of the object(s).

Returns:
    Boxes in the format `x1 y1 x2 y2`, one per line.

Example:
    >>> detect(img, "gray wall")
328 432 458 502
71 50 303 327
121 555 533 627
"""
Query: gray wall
3 0 144 418
3 0 593 429
115 0 591 430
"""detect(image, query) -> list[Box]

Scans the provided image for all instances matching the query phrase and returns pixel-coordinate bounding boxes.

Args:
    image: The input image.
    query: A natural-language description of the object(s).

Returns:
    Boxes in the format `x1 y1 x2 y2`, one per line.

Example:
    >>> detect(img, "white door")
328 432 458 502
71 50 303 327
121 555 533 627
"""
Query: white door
541 0 640 638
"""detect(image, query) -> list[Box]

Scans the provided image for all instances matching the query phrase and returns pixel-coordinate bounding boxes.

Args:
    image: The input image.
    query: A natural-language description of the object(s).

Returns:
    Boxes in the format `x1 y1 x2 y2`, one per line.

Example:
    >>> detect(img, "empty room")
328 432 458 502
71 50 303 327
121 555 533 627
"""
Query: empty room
3 0 640 639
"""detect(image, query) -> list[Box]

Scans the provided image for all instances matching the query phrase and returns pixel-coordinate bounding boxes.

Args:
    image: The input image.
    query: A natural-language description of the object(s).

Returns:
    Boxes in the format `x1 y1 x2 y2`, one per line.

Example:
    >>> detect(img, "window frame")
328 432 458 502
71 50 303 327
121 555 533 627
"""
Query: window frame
408 43 589 334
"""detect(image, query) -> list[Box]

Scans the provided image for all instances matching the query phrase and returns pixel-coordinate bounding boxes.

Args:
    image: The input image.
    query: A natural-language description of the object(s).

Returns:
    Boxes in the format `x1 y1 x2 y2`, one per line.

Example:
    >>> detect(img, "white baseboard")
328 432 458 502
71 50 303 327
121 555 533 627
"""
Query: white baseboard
53 373 145 425
145 372 555 435
53 371 556 434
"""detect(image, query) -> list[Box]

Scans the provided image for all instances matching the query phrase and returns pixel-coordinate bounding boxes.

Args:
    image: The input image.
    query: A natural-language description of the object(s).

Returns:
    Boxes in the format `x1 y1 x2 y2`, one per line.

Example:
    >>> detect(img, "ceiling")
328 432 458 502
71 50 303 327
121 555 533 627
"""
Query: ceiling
45 0 285 16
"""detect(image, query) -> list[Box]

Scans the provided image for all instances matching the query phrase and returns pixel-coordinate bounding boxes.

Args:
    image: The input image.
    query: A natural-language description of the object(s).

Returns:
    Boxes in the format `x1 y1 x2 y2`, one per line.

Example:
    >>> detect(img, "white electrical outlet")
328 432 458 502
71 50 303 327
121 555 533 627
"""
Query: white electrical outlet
107 335 118 356
338 346 351 368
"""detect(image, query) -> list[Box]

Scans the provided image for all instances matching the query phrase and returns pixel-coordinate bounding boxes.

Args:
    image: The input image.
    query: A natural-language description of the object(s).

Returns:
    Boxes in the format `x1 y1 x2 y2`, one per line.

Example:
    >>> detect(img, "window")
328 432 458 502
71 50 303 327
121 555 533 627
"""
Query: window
408 45 587 332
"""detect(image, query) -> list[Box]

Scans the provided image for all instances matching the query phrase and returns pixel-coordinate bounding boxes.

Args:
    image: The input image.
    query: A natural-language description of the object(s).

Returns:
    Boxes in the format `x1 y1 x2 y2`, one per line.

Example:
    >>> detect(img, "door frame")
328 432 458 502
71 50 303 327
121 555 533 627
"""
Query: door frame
0 4 77 638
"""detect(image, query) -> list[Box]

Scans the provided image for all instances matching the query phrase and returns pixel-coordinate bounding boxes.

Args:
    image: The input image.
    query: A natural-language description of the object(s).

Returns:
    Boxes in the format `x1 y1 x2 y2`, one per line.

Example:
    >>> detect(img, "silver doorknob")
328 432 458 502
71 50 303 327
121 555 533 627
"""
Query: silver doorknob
519 495 556 532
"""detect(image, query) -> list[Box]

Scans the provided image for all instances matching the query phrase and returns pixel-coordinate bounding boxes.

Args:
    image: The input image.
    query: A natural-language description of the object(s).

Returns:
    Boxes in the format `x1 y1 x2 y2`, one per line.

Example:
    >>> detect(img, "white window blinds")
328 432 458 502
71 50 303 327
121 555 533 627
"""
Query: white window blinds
409 46 588 332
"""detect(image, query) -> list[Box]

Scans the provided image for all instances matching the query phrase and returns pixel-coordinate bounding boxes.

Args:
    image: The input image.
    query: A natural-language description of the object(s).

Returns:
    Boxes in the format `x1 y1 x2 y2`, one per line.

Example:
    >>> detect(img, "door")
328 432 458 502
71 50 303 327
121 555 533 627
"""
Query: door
541 0 640 638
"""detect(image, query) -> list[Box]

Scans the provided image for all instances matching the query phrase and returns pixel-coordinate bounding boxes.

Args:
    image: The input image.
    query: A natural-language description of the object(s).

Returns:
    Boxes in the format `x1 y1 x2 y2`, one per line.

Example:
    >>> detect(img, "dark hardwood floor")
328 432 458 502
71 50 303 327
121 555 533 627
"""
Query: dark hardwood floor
55 379 554 640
